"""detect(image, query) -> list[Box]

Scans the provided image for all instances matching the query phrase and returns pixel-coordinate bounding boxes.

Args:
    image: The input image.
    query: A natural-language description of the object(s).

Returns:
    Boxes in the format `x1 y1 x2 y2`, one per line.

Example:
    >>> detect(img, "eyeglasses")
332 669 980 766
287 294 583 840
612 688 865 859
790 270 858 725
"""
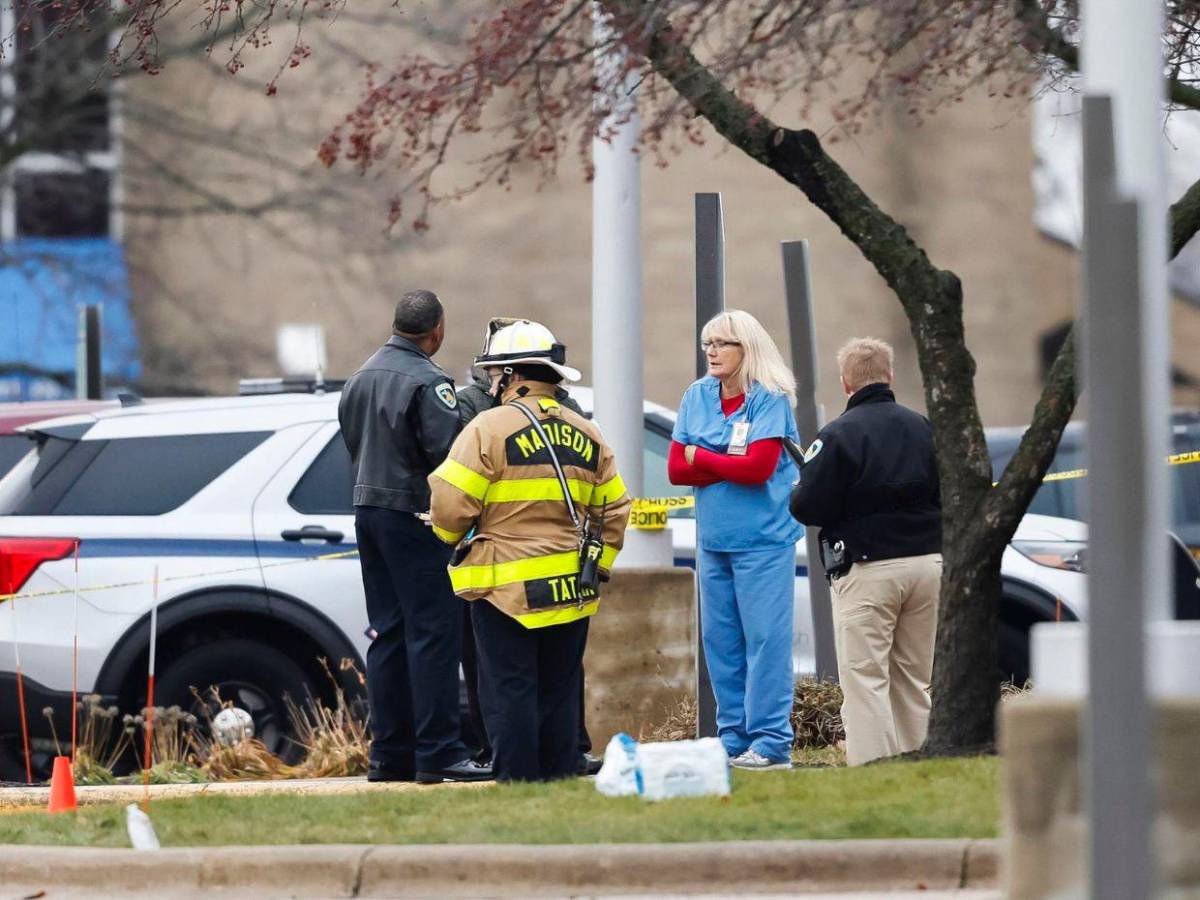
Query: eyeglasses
701 339 741 351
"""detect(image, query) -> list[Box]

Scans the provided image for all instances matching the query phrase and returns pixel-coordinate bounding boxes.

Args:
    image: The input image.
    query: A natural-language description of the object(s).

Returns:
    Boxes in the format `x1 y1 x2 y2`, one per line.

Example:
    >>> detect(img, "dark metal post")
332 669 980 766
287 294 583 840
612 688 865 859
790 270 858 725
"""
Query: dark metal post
693 192 724 738
76 304 102 400
781 240 838 681
1081 95 1153 900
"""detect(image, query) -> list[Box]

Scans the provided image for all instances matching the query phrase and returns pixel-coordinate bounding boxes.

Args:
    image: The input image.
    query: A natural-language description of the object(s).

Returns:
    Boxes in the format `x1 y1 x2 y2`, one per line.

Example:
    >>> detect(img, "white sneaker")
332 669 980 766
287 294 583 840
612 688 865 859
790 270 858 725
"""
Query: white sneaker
729 749 792 771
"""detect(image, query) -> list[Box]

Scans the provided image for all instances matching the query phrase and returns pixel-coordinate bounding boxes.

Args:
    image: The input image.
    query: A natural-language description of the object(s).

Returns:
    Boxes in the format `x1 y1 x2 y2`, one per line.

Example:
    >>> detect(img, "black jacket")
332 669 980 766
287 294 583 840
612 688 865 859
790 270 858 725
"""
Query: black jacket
338 335 461 512
457 374 583 426
789 383 941 562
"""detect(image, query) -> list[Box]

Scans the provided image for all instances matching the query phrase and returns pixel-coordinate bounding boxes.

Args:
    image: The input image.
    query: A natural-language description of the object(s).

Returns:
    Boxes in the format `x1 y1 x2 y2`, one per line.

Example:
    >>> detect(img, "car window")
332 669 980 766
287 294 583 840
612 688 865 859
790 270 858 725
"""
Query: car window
289 433 354 515
0 435 33 480
643 424 695 518
1172 418 1200 549
2 432 269 515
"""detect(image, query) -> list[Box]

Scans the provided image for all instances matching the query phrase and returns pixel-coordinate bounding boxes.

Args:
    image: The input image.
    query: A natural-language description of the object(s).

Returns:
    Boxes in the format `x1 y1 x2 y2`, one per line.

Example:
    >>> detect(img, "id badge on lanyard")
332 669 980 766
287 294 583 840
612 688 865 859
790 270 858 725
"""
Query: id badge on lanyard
727 420 751 456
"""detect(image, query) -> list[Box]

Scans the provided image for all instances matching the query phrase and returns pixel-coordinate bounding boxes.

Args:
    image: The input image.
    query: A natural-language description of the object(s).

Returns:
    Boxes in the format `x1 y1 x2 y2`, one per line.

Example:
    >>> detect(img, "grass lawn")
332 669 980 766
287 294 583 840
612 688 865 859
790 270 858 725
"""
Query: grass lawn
0 755 998 847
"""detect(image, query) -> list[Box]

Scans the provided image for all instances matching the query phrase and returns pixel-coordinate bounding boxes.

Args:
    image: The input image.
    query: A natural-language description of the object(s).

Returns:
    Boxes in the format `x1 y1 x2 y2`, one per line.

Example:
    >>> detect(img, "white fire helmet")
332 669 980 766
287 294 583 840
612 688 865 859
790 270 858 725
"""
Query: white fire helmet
473 318 581 383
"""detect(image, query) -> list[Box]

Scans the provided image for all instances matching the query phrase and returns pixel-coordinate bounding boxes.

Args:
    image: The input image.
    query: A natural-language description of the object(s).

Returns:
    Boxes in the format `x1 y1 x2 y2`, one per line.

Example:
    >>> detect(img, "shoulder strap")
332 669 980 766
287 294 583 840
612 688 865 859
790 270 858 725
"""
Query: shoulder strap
509 400 581 531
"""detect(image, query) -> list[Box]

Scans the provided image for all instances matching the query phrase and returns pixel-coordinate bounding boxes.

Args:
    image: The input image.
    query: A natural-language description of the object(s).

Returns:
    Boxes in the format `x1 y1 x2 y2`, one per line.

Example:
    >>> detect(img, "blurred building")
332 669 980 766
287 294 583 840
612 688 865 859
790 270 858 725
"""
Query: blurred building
0 1 140 399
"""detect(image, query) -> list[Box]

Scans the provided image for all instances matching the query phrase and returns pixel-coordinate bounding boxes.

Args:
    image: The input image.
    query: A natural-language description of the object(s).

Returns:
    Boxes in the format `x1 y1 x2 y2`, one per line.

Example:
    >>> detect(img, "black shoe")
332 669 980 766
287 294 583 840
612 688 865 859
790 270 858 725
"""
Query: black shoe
416 758 494 784
367 762 415 783
578 752 603 776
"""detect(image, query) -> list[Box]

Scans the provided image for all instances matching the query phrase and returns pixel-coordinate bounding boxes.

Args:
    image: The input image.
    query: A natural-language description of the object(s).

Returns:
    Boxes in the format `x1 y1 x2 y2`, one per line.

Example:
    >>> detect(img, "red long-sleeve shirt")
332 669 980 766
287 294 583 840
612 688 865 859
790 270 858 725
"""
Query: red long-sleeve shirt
669 438 782 486
668 392 783 487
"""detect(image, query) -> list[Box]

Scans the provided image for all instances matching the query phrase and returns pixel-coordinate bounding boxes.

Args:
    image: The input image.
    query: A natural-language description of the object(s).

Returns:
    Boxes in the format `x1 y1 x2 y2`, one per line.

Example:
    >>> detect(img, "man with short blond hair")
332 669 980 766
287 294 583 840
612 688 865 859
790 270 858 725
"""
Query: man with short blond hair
836 337 894 391
790 337 942 766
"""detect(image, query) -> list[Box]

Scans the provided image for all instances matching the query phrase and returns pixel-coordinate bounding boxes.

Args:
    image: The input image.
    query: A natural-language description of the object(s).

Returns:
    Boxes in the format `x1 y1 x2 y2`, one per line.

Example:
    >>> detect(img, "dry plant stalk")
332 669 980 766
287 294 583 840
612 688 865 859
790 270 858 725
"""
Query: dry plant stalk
41 695 133 784
642 679 846 750
287 658 369 779
790 679 845 749
188 685 295 781
127 705 207 783
639 694 698 744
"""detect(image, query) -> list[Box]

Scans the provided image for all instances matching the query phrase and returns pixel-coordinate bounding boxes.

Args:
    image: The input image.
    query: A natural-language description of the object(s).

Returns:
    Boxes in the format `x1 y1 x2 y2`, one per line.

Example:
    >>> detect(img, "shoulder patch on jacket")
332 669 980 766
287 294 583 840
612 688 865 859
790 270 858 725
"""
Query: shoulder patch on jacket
803 439 823 463
435 382 458 409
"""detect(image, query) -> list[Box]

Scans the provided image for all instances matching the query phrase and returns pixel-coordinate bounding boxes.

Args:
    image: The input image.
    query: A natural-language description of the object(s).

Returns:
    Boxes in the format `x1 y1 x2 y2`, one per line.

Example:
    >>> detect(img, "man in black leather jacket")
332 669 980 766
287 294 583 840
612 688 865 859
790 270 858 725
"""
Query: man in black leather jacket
339 289 490 784
789 337 942 767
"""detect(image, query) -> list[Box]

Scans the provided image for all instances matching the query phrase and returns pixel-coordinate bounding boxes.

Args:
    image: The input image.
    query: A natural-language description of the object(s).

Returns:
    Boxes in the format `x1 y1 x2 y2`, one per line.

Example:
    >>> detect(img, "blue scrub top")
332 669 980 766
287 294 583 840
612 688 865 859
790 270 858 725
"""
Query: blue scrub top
673 377 804 552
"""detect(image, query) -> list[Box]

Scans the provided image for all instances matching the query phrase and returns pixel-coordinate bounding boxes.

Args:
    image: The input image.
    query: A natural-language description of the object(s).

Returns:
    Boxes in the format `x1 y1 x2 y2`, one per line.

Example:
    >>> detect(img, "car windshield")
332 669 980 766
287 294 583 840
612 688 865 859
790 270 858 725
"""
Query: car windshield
987 413 1200 549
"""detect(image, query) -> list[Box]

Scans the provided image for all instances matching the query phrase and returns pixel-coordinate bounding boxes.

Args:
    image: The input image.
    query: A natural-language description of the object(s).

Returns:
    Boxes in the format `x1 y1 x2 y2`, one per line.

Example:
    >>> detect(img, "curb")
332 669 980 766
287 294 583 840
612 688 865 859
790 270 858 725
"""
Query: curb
0 838 1000 896
0 776 485 810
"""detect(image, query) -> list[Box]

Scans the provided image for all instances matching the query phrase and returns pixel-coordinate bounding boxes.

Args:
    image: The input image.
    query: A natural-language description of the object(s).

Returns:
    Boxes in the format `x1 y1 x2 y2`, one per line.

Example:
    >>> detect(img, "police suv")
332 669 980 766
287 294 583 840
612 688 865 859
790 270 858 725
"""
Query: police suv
0 387 1088 778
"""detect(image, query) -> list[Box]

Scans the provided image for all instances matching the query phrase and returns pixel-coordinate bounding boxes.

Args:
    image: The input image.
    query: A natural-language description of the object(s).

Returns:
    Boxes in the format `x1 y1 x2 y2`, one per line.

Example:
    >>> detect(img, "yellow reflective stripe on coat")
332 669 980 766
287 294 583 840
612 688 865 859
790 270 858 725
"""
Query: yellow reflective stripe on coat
431 459 491 500
599 544 619 570
591 474 627 506
431 524 465 544
516 599 600 629
484 478 593 505
449 549 580 593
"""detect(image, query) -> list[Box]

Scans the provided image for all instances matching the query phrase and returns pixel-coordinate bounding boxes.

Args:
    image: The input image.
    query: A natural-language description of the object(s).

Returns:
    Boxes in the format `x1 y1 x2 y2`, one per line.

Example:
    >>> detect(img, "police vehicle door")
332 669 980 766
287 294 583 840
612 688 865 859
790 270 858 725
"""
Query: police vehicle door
250 422 369 665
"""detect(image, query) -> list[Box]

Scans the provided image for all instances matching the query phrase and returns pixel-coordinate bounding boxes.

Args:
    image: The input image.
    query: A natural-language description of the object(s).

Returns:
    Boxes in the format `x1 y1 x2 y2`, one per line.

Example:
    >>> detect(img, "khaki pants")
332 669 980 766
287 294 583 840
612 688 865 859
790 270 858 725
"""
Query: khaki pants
831 553 941 766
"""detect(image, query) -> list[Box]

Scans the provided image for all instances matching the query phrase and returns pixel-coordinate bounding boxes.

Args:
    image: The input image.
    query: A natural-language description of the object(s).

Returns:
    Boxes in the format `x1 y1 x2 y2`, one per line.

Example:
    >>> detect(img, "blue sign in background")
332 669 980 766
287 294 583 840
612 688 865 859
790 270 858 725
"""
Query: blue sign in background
0 237 141 401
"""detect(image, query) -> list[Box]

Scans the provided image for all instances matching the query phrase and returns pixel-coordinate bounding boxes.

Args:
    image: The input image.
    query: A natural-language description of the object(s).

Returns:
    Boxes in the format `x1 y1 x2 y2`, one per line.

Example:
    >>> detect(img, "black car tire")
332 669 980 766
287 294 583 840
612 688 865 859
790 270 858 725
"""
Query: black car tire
999 620 1032 687
155 638 312 764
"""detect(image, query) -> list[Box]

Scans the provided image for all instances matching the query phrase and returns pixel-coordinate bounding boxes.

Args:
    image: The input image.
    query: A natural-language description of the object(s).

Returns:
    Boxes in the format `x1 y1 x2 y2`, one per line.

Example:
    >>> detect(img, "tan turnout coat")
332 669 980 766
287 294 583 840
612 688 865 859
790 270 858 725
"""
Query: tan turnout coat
428 381 631 628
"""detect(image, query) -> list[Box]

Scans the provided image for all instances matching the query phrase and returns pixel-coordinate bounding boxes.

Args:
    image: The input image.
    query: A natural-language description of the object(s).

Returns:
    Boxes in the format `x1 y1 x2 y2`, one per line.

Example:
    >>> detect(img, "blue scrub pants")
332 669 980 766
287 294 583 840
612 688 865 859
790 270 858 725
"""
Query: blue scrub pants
698 545 795 762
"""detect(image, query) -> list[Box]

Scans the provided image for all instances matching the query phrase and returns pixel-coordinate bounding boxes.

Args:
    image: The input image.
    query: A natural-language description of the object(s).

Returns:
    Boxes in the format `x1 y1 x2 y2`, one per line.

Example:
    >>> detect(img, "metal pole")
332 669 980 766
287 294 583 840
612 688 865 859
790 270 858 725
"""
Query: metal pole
693 192 724 738
591 28 644 499
1081 0 1167 892
1081 95 1154 900
75 304 102 400
591 5 670 570
781 240 837 681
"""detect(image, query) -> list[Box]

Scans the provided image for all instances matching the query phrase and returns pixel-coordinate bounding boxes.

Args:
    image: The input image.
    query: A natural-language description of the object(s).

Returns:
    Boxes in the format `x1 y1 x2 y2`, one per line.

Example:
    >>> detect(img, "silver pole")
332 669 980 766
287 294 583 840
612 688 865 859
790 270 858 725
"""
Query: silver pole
1081 0 1166 892
693 192 724 738
781 240 837 681
1081 95 1155 900
591 6 644 498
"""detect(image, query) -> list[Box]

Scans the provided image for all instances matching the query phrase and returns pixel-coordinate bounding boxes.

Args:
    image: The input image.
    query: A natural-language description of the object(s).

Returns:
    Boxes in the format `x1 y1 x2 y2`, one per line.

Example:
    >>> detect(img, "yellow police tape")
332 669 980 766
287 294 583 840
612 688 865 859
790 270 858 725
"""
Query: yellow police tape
629 496 695 531
6 450 1200 597
0 548 361 604
1015 449 1200 485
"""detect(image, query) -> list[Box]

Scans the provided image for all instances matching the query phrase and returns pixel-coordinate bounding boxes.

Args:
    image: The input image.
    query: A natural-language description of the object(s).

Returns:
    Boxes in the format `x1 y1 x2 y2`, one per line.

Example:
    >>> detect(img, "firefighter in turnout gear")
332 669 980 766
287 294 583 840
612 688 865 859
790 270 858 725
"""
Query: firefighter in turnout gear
430 321 630 781
456 318 600 775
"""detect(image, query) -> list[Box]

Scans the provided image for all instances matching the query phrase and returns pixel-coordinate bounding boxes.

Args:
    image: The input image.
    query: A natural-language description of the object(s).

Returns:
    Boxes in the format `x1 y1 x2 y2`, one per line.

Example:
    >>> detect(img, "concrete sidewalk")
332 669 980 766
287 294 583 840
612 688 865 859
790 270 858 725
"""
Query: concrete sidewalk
0 839 1000 897
0 775 484 812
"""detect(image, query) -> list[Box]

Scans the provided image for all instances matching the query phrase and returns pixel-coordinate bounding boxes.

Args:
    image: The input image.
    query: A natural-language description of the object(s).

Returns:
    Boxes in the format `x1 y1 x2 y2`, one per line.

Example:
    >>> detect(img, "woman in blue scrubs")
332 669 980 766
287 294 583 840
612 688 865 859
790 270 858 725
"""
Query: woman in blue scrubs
668 310 802 770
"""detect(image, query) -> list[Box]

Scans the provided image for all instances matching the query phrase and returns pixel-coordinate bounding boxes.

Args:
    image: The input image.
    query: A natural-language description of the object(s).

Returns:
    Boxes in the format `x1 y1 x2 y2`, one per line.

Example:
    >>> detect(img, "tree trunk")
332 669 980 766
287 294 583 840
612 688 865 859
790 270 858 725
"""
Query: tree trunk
925 546 1005 754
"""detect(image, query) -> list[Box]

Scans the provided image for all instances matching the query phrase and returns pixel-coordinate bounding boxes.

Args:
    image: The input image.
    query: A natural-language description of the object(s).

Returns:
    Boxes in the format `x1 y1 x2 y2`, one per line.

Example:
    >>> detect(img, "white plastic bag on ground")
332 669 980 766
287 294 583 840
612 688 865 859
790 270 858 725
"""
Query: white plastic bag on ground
637 737 730 801
595 733 730 801
595 732 641 797
125 803 161 850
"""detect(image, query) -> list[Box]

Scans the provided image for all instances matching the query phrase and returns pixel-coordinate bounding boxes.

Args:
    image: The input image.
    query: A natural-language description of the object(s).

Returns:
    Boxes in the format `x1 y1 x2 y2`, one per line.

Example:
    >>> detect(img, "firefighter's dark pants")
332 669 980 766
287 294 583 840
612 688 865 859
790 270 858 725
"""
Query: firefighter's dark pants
471 598 589 782
355 506 467 773
462 601 592 760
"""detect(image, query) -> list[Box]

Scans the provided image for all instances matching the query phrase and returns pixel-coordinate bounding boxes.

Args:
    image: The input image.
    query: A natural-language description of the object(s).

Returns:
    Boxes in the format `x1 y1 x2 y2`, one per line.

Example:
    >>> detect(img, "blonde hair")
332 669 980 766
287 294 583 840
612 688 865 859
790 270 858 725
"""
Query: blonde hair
837 337 894 391
701 309 796 402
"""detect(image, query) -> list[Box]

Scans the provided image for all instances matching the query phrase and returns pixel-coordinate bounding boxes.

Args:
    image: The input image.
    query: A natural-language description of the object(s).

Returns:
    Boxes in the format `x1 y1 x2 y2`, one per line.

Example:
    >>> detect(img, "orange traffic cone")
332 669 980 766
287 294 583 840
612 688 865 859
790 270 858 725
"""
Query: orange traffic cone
47 755 77 813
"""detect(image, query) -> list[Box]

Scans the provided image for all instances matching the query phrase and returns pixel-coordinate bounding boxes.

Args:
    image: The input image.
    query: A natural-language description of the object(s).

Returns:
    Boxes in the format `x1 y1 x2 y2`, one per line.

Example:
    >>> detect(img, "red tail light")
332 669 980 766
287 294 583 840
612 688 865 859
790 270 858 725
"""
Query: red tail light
0 538 77 598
